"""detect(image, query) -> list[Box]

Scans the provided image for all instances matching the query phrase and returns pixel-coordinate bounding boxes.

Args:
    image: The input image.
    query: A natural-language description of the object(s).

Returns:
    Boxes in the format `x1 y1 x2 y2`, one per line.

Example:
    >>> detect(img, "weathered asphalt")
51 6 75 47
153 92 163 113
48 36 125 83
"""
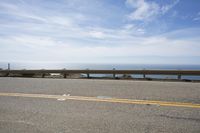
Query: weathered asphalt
0 77 200 133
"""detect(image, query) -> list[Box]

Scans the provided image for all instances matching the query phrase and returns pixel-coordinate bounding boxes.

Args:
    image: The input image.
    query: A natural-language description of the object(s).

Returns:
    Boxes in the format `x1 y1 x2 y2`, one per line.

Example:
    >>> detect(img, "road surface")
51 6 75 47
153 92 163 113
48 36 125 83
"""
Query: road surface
0 77 200 133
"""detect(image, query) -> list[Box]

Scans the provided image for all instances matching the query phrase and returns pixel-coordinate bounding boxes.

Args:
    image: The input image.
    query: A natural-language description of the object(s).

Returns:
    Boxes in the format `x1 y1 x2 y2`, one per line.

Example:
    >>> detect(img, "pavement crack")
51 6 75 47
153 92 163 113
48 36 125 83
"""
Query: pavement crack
159 114 200 122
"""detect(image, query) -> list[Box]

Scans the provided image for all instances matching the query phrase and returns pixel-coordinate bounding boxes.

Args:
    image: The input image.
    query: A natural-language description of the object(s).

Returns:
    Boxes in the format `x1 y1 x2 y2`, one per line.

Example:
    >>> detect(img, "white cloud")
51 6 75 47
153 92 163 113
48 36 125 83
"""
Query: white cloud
1 27 200 63
0 2 46 22
126 0 179 21
123 24 136 30
88 31 105 39
47 16 73 27
161 0 179 14
126 0 159 21
193 12 200 21
0 0 199 64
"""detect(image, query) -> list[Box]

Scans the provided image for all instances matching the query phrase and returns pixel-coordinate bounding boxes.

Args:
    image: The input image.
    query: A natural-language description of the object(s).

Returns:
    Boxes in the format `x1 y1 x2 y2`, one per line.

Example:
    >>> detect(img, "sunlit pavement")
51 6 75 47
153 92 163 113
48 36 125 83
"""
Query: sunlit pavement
0 78 200 133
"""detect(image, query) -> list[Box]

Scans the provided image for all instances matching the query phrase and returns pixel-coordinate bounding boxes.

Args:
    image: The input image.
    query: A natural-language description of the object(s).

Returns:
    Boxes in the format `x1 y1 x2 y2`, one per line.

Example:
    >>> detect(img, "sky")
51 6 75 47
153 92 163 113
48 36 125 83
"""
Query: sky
0 0 200 65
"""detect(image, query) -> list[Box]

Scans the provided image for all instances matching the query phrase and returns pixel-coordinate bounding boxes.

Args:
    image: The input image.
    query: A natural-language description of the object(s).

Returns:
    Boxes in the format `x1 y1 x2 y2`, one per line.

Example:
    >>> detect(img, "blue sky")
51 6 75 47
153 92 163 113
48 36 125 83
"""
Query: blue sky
0 0 200 64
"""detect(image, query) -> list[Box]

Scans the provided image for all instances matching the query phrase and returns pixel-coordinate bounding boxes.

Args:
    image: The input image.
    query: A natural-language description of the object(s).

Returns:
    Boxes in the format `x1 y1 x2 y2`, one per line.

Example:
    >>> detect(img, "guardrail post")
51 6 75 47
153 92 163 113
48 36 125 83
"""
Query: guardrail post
143 68 146 78
64 73 67 78
86 68 90 78
178 75 181 80
113 68 116 79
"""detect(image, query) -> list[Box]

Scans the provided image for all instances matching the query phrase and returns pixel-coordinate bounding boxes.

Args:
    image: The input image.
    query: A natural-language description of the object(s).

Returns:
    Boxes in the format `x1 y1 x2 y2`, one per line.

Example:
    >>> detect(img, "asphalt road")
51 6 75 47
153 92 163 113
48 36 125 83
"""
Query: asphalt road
0 77 200 133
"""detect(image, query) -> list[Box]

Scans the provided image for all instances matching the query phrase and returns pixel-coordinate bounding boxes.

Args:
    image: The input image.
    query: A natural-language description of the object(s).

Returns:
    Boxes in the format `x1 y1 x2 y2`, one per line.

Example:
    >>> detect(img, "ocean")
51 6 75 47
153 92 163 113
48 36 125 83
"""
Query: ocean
0 62 200 80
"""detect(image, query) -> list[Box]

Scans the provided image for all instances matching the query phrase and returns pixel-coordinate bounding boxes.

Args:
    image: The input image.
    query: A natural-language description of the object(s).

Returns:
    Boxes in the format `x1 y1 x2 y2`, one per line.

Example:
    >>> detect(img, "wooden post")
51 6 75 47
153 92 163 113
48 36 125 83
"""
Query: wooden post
42 73 45 78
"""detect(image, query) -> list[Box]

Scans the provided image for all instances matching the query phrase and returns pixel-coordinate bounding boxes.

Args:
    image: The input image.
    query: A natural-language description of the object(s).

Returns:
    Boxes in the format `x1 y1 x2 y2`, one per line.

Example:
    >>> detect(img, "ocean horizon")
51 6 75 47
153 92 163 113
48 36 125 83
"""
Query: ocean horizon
1 62 200 70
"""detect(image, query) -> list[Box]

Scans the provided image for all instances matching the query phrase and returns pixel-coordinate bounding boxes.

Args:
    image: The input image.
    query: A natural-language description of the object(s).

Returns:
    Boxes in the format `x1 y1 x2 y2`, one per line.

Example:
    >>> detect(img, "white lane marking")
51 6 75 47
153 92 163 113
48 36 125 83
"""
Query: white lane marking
57 94 70 101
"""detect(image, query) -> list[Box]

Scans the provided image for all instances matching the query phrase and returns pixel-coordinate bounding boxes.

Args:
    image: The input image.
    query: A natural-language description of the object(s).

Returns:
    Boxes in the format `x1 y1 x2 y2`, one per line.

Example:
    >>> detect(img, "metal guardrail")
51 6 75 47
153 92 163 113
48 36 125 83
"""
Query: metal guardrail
1 69 200 79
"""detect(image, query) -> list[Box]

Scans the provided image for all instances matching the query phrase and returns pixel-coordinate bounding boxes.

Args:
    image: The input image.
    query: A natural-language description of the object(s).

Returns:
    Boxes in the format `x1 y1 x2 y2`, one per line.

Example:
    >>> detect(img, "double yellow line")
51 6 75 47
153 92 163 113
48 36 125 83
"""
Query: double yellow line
0 92 200 109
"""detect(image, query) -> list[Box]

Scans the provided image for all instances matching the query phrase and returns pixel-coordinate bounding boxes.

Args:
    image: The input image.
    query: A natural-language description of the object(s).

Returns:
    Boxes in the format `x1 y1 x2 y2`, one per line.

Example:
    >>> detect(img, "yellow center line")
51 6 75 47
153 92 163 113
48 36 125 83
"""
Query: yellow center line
0 92 200 109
